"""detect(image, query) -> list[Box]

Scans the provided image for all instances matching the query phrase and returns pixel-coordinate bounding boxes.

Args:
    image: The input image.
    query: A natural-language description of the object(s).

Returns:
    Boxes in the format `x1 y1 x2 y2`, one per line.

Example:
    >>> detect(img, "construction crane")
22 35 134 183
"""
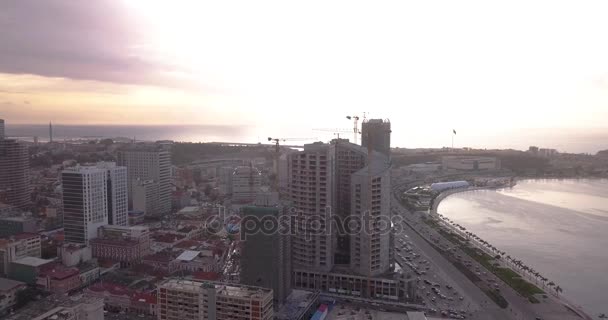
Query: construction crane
346 115 362 144
267 137 316 191
312 128 352 141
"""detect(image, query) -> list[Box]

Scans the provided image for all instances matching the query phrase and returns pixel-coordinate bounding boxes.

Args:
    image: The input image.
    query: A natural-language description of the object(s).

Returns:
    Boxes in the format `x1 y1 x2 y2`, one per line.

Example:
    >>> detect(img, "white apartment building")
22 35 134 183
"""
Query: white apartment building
62 166 109 245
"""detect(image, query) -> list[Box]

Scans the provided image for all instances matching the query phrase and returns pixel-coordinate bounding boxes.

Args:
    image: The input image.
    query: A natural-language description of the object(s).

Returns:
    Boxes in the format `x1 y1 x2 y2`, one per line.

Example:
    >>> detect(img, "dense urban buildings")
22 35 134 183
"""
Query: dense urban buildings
0 277 26 315
0 233 41 276
240 204 291 305
0 127 31 209
157 279 274 320
361 118 392 158
62 165 109 244
118 145 172 216
0 215 37 238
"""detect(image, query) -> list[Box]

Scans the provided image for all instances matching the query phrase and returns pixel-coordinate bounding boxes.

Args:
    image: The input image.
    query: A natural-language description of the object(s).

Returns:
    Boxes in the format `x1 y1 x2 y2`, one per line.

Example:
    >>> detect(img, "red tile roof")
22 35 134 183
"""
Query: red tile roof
131 292 156 305
40 264 79 280
192 271 221 281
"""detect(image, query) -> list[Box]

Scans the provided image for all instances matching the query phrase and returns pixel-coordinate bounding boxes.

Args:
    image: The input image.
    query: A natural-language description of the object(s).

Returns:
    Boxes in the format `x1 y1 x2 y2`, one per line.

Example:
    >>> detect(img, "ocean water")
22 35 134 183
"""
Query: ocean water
5 124 608 153
438 179 608 319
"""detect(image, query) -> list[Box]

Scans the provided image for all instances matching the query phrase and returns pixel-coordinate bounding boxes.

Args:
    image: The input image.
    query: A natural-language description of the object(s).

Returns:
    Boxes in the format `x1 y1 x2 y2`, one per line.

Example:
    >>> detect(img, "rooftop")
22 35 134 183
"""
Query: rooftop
13 256 54 267
176 250 200 261
159 279 272 299
40 264 79 280
90 237 139 246
0 277 26 291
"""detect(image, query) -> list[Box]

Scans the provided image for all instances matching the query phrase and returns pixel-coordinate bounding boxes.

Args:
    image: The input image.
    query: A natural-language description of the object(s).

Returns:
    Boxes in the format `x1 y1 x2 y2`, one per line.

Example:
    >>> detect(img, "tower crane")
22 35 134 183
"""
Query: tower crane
312 128 353 141
267 137 317 191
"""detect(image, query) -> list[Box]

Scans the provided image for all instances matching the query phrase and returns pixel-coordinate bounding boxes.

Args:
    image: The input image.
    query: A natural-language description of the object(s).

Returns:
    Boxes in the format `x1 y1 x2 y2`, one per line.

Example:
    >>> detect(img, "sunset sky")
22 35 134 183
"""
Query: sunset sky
1 0 608 150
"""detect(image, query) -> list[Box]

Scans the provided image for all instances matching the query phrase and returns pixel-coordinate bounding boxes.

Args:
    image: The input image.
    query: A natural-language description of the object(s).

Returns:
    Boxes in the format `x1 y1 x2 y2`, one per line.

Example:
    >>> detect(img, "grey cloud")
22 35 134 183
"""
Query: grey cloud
0 0 192 88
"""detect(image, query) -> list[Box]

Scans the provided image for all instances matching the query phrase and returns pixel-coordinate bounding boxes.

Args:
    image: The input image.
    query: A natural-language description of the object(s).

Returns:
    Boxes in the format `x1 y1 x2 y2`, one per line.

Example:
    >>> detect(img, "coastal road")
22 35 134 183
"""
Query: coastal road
392 192 515 320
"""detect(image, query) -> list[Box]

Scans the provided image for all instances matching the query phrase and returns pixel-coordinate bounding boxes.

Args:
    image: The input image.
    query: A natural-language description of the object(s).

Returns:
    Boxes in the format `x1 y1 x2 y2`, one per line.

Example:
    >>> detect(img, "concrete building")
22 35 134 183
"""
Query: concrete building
59 244 92 267
349 161 392 277
38 264 82 294
8 256 54 284
0 215 37 238
441 156 500 171
361 118 391 158
240 205 292 306
292 269 415 302
157 279 273 320
62 165 108 245
91 225 151 266
7 294 104 320
132 178 158 216
117 145 172 216
287 139 392 277
96 162 128 226
0 233 41 276
0 138 31 209
231 165 261 203
538 148 558 158
288 142 334 273
0 278 26 315
0 119 4 139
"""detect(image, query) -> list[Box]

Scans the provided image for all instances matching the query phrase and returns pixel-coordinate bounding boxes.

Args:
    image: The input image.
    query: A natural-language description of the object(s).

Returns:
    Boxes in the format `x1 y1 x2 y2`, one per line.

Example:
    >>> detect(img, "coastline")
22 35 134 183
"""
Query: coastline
429 184 595 320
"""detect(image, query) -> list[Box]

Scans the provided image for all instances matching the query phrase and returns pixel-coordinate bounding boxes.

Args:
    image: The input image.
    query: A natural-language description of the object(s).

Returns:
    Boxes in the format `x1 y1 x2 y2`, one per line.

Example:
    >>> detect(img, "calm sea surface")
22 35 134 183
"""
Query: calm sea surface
5 124 608 153
438 179 608 319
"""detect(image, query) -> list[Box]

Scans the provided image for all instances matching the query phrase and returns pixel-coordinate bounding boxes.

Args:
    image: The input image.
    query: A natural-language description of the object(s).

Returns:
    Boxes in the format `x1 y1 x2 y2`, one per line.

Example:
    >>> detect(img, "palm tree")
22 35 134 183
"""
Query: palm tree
555 285 563 297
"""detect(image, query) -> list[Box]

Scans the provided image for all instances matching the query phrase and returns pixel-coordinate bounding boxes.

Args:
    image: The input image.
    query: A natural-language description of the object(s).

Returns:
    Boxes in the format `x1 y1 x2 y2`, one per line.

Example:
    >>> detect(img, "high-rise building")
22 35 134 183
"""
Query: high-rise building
62 162 128 243
62 166 108 245
240 204 291 306
0 136 31 209
287 139 392 277
96 162 128 226
361 118 391 158
0 119 5 139
117 145 171 216
287 142 334 273
349 161 392 276
231 165 261 203
157 279 274 320
132 179 158 216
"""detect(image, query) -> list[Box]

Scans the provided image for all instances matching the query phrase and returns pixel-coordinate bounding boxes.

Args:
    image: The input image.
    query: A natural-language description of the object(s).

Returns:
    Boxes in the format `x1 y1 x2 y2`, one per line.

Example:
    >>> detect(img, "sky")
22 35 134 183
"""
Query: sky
1 0 608 150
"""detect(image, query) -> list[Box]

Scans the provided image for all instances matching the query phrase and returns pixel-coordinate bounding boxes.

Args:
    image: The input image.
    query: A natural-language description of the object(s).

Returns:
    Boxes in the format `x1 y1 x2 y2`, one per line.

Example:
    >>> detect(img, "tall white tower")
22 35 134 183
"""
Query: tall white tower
96 162 128 226
62 165 109 244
